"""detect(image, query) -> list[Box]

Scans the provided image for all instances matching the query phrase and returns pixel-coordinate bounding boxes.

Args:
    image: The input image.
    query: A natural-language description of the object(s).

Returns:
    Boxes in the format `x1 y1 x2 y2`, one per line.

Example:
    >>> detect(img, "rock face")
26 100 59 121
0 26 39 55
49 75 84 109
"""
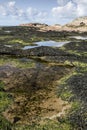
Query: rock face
19 17 87 32
19 22 62 31
66 16 87 27
39 24 62 32
62 16 87 32
20 23 48 28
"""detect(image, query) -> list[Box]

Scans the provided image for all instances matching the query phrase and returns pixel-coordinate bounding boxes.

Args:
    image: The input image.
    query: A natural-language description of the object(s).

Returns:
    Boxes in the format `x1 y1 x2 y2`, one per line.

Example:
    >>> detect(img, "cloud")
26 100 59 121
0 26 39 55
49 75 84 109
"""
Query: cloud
7 1 26 18
52 1 76 18
0 1 47 23
73 0 87 4
26 7 47 21
76 1 87 17
57 0 70 6
27 7 38 16
52 0 87 23
8 1 16 8
1 0 87 25
0 5 7 16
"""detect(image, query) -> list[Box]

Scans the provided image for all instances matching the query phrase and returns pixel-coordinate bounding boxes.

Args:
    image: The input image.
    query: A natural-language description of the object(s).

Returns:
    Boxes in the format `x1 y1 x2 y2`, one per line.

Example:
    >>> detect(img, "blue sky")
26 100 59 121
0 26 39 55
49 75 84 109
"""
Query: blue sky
0 0 87 25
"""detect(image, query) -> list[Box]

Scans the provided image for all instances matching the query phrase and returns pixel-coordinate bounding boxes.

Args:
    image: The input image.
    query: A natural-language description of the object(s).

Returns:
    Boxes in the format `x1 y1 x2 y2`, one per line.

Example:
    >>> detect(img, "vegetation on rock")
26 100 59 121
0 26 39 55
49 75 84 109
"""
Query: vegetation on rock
0 26 87 130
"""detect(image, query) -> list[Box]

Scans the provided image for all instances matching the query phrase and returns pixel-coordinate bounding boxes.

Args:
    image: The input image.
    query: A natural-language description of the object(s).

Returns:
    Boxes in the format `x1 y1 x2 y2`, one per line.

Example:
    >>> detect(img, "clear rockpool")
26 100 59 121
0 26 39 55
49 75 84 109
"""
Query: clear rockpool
23 40 70 50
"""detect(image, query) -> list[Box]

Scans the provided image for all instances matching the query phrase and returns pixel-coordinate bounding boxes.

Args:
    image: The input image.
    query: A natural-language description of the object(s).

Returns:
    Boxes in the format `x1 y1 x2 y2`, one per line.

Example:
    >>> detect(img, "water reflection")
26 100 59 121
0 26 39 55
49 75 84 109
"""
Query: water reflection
70 36 87 40
23 40 70 50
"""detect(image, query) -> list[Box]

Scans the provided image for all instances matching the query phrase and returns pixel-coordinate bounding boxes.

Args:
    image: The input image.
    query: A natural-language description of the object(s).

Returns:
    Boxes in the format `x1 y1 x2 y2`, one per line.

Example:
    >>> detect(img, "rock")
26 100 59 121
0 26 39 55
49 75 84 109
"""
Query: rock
0 65 18 79
13 117 21 123
1 64 70 92
67 73 87 102
80 22 85 26
66 16 87 27
20 23 48 28
19 17 87 32
63 16 87 32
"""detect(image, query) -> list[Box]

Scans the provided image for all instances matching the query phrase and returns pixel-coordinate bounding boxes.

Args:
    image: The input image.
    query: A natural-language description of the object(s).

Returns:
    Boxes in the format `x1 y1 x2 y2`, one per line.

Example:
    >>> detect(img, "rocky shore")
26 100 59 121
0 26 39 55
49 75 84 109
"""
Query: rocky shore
0 26 87 130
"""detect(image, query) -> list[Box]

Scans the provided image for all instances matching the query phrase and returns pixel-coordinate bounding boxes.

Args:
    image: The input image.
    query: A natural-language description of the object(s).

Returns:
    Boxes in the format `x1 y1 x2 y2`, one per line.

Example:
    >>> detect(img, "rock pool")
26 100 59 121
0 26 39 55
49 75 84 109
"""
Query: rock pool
23 40 70 50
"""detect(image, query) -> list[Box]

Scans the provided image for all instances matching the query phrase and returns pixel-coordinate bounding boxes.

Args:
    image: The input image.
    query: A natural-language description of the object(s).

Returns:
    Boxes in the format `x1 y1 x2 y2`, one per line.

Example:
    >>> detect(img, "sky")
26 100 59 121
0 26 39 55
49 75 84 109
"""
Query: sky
0 0 87 25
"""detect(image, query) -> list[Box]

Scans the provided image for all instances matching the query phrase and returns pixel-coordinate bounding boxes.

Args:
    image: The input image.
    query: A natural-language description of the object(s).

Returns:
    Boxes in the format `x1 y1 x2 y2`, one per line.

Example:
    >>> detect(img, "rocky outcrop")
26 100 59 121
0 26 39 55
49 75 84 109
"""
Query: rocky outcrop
19 17 87 32
1 65 70 92
39 24 62 32
19 23 62 32
20 23 48 28
0 64 71 124
62 16 87 32
66 17 87 27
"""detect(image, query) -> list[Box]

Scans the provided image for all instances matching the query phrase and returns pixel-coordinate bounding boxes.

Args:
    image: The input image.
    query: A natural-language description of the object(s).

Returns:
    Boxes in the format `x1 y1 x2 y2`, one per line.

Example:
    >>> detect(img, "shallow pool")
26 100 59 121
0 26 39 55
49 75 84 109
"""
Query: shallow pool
70 36 87 40
23 40 70 50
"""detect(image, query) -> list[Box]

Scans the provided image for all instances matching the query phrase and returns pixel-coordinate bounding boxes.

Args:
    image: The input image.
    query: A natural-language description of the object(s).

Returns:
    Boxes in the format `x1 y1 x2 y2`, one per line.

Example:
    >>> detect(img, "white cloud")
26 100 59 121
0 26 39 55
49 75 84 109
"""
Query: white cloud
73 0 87 4
0 5 7 16
1 0 87 25
26 7 47 22
77 4 87 17
57 0 70 6
52 0 87 24
8 1 16 8
18 9 25 17
7 1 25 18
0 1 47 23
52 1 76 18
26 7 47 19
0 1 74 25
27 7 38 16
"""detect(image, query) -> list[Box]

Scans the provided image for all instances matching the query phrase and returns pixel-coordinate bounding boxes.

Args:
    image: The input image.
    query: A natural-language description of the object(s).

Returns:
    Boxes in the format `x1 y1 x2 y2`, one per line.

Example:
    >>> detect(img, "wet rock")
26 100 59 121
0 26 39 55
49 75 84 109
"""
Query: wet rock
64 41 87 53
68 104 87 130
2 65 70 92
67 73 87 102
0 43 86 64
13 117 21 123
0 65 19 79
